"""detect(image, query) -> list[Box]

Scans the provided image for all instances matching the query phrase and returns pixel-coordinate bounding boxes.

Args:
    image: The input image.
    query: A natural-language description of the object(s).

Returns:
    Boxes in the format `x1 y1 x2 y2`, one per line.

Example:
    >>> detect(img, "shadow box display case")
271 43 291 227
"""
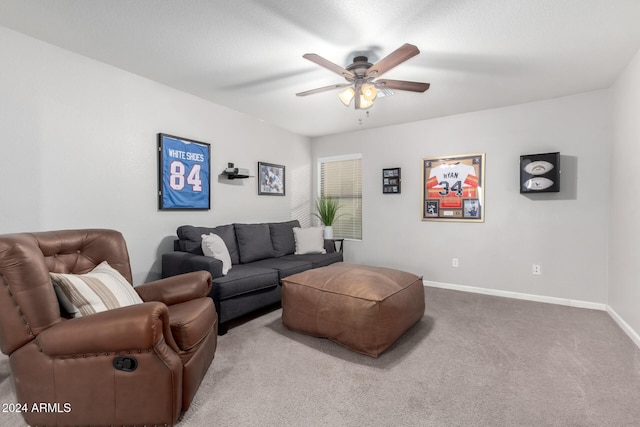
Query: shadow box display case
520 152 560 193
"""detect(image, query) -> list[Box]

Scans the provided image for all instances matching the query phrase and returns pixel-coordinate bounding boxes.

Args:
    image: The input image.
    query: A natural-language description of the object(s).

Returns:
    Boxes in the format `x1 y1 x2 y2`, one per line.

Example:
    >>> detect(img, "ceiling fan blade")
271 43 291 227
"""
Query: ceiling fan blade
303 53 355 79
366 44 420 78
296 83 352 97
375 79 430 92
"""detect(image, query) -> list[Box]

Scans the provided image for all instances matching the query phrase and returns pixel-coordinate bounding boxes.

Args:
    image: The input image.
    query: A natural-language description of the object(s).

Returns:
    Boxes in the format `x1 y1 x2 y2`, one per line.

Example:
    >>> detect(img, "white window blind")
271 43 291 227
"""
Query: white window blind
318 154 362 240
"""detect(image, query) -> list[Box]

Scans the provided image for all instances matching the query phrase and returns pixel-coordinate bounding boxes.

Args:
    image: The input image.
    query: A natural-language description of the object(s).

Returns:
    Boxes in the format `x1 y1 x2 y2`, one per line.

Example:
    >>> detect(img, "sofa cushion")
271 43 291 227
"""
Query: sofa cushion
211 264 279 300
201 233 232 275
293 227 326 255
250 258 312 280
269 220 300 257
50 261 143 317
177 225 240 264
282 251 344 268
235 223 276 263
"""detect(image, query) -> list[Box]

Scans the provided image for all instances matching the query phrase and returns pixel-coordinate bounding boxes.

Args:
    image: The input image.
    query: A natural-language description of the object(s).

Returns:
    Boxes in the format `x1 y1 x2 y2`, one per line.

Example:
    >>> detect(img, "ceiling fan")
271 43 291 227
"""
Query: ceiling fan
296 43 430 110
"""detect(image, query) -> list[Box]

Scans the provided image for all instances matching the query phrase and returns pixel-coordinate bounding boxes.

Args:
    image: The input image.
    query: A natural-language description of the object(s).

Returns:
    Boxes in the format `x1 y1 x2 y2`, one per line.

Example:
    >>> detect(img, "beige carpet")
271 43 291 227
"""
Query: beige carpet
2 287 640 426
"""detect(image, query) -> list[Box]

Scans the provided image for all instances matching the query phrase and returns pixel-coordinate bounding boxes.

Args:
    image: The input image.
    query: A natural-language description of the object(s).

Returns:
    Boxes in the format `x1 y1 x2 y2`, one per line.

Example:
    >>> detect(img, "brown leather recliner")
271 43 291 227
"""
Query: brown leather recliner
0 229 218 426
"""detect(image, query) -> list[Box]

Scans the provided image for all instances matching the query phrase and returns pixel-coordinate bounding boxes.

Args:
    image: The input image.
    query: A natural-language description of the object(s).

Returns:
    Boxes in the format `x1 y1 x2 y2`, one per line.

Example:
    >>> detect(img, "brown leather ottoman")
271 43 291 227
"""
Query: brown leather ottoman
281 262 425 357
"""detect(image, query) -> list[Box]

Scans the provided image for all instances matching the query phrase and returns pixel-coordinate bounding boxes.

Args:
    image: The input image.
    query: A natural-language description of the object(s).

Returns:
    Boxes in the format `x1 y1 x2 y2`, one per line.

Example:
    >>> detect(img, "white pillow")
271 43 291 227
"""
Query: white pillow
293 227 327 255
50 261 143 318
201 233 232 275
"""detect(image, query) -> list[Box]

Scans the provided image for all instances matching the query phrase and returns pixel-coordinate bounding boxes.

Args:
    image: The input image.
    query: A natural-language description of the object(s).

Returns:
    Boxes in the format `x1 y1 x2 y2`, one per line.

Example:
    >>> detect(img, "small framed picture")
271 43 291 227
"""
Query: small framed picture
463 199 481 218
258 162 285 196
425 200 439 217
383 168 401 194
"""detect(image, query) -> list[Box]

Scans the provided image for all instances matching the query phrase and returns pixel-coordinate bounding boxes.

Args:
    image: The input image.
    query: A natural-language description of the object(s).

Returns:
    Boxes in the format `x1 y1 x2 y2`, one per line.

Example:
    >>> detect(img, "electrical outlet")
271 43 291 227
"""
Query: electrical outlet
532 264 541 275
452 258 459 267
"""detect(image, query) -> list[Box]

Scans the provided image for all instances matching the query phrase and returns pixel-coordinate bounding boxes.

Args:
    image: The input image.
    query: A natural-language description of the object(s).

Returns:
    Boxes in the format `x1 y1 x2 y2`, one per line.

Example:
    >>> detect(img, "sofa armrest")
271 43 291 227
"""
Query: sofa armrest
162 251 223 279
36 302 180 356
135 271 212 305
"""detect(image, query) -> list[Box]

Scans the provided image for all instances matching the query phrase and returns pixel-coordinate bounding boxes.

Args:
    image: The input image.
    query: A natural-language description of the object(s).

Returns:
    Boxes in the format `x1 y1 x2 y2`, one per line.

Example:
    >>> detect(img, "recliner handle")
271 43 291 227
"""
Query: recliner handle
113 356 138 372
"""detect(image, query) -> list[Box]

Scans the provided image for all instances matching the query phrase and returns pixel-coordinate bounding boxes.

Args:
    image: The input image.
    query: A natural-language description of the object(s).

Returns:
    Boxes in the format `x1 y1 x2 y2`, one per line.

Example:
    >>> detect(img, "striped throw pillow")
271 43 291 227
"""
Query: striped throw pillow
50 261 143 318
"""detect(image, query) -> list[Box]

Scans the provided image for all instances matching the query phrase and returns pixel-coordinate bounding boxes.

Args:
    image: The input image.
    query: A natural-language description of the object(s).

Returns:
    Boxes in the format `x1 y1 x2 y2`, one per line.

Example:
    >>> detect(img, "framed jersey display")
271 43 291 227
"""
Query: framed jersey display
520 152 560 193
422 153 485 222
158 133 211 210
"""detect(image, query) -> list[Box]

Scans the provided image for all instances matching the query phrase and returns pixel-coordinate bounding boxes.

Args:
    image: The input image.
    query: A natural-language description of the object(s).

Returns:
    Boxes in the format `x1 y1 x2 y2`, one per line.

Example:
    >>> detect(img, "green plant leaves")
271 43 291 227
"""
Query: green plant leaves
314 196 345 226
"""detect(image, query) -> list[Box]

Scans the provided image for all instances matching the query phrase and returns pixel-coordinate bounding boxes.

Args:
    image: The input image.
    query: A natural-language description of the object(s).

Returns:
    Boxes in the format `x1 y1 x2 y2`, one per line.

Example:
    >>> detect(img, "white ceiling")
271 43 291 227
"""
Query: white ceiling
2 0 640 137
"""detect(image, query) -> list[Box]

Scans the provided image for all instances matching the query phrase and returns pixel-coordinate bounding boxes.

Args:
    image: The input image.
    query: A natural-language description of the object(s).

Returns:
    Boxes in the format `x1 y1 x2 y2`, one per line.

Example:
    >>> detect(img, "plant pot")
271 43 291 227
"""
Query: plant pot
323 226 333 239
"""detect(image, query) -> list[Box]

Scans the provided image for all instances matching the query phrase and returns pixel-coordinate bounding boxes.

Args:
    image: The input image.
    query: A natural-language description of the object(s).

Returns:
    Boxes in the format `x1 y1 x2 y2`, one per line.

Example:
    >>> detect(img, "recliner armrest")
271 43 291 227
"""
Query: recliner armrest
135 271 212 305
36 302 180 356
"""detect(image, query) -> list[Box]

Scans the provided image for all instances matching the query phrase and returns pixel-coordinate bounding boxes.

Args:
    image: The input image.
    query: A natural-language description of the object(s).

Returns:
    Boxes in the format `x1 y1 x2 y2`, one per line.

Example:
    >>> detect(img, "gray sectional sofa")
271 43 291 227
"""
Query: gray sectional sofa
161 220 343 332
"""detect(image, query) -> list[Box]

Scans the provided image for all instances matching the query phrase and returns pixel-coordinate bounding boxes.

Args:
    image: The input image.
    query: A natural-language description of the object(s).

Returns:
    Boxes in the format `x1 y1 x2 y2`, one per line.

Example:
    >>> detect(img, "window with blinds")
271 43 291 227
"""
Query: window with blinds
318 154 362 240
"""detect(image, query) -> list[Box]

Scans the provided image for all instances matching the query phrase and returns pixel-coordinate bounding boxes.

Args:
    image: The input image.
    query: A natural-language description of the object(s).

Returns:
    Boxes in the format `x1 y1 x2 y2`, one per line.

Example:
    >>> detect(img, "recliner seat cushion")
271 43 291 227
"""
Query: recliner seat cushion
234 223 276 263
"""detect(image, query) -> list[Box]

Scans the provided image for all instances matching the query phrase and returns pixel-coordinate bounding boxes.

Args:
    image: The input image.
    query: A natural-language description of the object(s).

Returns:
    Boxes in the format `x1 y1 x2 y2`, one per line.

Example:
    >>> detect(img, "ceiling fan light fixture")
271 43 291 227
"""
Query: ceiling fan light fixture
359 95 374 109
299 43 428 111
361 84 377 102
338 87 355 107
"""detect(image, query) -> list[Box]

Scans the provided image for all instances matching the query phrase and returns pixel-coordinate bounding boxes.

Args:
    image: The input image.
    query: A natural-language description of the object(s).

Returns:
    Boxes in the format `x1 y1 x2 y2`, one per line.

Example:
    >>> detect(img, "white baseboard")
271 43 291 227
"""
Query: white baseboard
424 280 640 350
423 280 607 310
606 305 640 349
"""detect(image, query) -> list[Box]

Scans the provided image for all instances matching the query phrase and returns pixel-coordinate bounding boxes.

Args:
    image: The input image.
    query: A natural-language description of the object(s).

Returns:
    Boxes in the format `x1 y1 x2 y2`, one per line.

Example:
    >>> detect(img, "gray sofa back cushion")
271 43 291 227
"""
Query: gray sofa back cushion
234 223 276 263
269 220 300 257
177 224 240 265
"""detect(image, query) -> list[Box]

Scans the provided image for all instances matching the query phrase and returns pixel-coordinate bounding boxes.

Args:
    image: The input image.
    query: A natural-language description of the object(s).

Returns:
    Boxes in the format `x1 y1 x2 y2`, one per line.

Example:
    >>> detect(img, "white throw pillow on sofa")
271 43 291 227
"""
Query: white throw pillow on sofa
293 227 327 255
201 233 232 275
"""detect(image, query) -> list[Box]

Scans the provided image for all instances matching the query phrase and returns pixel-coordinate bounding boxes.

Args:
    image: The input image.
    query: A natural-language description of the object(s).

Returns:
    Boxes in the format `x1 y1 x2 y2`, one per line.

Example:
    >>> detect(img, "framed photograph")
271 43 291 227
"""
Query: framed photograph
258 162 285 196
520 152 560 193
383 168 401 194
158 133 210 210
422 153 485 222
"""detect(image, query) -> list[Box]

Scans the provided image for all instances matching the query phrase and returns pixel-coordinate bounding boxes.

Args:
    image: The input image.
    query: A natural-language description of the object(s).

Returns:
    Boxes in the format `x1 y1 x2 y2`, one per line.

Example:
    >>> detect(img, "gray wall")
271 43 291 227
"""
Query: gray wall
312 90 610 305
610 48 640 341
0 27 312 284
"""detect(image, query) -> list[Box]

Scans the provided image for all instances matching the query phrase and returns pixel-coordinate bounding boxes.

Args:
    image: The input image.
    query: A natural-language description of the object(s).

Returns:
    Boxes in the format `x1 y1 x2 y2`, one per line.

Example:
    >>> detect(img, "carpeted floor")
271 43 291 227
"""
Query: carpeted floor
2 287 640 426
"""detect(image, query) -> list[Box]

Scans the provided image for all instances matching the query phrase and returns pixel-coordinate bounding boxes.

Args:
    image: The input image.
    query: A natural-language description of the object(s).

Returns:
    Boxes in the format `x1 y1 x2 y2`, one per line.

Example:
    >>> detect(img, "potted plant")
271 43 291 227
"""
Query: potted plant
314 195 344 239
